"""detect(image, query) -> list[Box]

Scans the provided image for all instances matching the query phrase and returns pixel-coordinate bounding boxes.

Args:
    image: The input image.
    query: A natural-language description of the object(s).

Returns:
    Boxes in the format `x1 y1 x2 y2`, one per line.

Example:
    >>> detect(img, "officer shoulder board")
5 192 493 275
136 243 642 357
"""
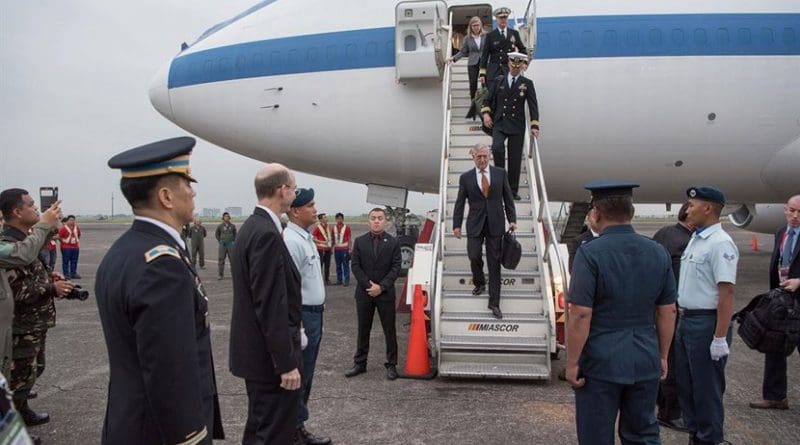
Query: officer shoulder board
144 245 181 263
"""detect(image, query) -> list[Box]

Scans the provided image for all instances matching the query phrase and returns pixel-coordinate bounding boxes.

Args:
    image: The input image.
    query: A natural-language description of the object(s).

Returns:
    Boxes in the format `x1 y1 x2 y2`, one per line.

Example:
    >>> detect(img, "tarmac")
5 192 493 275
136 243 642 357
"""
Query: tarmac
25 221 800 444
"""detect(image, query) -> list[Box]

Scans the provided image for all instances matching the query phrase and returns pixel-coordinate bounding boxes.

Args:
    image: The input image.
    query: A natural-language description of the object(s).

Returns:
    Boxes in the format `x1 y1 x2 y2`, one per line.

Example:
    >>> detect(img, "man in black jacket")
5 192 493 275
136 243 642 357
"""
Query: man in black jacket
97 137 224 444
479 7 527 90
750 194 800 410
229 163 303 444
481 52 539 200
345 208 402 380
452 143 517 319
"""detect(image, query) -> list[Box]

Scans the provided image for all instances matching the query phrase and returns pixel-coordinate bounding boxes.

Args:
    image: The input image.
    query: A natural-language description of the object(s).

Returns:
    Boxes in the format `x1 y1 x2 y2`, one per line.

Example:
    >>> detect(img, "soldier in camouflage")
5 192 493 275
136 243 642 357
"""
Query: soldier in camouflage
0 189 74 427
215 212 237 280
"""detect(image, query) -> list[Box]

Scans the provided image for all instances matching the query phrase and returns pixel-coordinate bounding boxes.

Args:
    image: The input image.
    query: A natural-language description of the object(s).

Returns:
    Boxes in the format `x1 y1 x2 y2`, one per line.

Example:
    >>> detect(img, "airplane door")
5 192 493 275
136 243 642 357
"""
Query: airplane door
395 1 447 80
516 1 537 58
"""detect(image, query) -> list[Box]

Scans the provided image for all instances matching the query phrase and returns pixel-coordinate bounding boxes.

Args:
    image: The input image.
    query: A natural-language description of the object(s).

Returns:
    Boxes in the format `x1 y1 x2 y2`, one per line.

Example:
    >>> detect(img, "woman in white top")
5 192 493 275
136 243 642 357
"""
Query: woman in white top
448 16 485 120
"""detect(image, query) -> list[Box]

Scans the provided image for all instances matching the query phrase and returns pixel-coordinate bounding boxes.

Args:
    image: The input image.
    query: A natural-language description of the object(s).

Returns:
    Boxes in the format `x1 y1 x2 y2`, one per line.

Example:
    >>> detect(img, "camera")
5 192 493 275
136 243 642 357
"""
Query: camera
64 285 89 301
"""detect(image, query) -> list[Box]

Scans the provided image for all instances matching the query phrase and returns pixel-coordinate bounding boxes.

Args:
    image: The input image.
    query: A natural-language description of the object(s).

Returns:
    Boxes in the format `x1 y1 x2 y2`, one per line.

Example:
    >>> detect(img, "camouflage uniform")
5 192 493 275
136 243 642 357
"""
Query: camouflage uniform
0 222 54 376
0 226 57 410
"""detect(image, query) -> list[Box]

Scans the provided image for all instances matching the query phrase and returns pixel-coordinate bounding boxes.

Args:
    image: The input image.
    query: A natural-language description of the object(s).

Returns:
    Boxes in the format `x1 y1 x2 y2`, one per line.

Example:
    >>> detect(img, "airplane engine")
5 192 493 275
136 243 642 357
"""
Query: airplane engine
729 203 787 234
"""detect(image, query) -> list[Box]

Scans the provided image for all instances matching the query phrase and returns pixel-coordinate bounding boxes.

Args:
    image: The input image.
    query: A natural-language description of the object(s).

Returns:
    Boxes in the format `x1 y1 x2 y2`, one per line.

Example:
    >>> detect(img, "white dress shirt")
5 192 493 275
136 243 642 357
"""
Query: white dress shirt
473 35 482 49
284 222 326 306
475 166 491 188
678 223 739 310
256 205 283 232
507 73 519 88
134 216 185 250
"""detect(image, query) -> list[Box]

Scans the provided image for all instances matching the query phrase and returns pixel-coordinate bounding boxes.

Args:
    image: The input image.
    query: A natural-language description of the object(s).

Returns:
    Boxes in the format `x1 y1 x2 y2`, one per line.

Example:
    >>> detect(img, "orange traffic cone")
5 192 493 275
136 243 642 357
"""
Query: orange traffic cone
402 285 436 379
751 234 759 252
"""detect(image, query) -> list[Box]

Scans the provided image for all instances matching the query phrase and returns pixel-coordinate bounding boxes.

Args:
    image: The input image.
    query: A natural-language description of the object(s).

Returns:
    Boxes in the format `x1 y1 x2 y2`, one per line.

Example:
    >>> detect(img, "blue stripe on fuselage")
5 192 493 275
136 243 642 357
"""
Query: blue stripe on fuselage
168 13 800 89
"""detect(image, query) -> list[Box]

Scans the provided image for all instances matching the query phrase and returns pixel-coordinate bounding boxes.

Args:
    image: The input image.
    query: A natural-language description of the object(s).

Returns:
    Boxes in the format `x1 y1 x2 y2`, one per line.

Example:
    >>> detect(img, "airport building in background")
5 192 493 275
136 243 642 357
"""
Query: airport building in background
201 208 221 218
224 206 243 217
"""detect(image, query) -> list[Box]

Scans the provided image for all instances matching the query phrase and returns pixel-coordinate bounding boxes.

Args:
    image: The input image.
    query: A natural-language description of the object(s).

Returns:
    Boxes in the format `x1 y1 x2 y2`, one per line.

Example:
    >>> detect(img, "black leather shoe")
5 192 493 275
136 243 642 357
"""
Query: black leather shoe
385 365 398 380
297 426 331 445
472 284 486 296
20 407 50 426
513 194 522 201
658 417 689 433
489 306 503 319
72 273 82 279
344 363 366 378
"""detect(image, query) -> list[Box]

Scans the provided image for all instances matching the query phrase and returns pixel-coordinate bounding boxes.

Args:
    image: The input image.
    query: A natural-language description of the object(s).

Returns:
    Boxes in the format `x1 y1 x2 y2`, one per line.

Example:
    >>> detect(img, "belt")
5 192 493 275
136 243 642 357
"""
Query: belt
302 304 325 313
678 308 717 317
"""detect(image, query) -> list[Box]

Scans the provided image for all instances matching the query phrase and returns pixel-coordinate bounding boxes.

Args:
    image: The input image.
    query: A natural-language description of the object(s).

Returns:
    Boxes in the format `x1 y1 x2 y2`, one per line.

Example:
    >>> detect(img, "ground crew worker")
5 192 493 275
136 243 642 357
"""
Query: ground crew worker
566 180 677 445
675 186 738 445
312 213 333 284
0 189 75 427
333 213 352 286
481 52 539 200
189 217 207 269
1 202 62 376
479 7 526 91
215 212 236 280
97 136 224 444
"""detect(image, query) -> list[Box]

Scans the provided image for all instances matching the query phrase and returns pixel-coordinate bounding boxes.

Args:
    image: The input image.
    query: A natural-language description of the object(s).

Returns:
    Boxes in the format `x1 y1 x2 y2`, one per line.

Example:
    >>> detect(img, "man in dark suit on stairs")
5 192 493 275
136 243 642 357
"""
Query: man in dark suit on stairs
479 7 527 91
229 163 303 444
750 194 800 411
453 143 517 319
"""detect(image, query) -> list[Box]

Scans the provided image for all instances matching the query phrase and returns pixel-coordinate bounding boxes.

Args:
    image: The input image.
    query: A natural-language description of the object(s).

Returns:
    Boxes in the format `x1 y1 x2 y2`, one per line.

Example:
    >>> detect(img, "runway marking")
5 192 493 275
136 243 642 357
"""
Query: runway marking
39 365 109 400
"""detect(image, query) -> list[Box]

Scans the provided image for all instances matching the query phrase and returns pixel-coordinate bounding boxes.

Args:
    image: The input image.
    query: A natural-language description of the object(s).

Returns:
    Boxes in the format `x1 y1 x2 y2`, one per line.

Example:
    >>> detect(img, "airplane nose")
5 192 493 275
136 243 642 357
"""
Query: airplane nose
149 61 173 120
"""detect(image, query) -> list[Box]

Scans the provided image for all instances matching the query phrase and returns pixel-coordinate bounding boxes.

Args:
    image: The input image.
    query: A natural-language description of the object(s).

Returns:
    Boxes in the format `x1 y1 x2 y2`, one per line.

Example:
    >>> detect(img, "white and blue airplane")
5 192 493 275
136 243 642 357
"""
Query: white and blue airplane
148 0 800 233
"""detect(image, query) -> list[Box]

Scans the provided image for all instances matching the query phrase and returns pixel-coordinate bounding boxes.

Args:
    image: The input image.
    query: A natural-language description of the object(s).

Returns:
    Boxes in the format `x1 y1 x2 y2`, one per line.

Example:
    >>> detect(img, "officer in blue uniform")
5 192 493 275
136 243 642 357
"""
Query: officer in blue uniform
675 186 738 445
566 180 677 445
95 137 224 444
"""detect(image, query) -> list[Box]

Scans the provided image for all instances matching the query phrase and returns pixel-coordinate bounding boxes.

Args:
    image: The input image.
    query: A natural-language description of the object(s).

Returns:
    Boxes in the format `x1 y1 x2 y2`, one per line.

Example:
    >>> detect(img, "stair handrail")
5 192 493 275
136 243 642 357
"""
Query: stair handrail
433 11 454 350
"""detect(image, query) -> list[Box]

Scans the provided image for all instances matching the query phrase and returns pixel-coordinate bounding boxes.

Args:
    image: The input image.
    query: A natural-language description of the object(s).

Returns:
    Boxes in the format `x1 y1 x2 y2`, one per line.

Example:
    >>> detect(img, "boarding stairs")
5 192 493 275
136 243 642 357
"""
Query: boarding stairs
558 202 592 245
431 12 567 379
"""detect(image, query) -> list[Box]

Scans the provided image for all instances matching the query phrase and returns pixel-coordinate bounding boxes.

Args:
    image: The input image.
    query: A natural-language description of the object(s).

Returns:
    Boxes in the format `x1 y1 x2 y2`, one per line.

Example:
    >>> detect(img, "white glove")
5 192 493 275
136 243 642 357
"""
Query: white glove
300 328 308 350
710 336 729 361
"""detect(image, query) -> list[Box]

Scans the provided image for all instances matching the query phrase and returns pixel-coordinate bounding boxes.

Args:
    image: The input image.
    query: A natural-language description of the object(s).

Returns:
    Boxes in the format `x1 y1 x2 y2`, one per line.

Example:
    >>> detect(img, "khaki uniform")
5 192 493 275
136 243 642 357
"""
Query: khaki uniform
0 222 54 376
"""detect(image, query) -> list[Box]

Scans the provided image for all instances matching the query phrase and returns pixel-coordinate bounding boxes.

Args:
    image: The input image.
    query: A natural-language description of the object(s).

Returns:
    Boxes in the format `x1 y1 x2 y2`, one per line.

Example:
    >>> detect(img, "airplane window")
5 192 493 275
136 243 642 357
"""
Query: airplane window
717 28 729 45
288 49 299 65
672 29 685 45
559 31 571 47
738 28 751 44
649 28 663 46
346 44 357 60
603 30 617 47
693 29 707 45
404 35 417 51
580 30 594 47
307 48 318 63
236 55 247 70
626 30 639 46
217 57 231 73
782 27 796 45
761 27 774 44
326 45 337 60
366 42 377 58
203 60 213 75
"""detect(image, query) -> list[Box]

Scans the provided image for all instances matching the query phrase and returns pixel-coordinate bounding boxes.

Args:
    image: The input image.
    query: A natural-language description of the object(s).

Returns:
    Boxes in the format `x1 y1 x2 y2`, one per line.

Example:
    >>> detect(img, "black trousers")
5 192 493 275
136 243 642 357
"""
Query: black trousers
762 343 799 400
243 379 300 445
491 128 524 194
353 294 397 367
318 249 331 282
467 222 502 308
466 63 480 118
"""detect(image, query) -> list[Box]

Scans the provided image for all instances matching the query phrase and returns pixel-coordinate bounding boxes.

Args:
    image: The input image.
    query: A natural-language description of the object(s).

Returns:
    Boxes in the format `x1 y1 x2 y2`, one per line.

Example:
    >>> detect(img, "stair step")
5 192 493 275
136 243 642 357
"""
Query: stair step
440 290 544 313
443 249 539 271
441 310 547 322
438 360 551 379
444 232 538 253
447 156 529 176
442 214 537 235
445 184 531 201
441 334 548 352
447 199 533 218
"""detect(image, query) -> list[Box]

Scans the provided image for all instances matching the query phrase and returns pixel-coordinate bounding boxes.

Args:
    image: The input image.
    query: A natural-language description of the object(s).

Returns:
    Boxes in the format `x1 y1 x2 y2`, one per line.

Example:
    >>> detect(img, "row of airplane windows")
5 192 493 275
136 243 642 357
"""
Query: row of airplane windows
180 26 796 75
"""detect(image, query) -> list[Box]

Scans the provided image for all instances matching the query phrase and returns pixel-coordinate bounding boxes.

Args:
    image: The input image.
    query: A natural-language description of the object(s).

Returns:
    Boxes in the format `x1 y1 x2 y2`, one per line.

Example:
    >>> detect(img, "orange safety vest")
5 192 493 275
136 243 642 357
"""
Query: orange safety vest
313 223 331 250
333 224 350 250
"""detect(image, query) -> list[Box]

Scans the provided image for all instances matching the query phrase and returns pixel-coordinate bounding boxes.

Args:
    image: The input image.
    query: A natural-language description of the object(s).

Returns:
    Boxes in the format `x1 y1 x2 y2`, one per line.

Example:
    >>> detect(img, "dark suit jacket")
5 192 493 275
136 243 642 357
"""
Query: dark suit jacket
769 226 800 289
453 166 517 238
95 220 223 444
229 207 302 385
350 232 402 301
482 73 539 133
479 27 527 80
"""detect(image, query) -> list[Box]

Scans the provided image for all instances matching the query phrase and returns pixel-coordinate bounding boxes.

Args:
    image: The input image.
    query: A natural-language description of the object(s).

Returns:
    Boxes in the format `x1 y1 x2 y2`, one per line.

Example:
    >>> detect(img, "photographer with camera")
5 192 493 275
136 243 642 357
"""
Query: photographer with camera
0 188 75 428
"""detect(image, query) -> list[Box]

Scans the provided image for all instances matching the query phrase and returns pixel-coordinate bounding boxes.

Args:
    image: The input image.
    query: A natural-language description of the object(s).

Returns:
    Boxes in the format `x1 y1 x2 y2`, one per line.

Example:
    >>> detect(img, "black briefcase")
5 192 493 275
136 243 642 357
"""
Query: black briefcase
501 231 522 270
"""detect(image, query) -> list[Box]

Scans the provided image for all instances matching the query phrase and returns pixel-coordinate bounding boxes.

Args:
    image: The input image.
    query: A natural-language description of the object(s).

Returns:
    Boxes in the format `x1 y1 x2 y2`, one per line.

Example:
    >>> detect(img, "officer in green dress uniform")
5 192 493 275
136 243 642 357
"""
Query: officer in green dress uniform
566 180 677 445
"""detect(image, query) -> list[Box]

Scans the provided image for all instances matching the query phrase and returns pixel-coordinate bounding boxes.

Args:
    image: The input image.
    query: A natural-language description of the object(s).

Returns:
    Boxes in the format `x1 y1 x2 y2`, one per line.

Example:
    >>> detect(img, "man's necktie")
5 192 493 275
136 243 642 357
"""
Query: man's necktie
501 29 506 39
481 169 489 198
783 228 796 267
